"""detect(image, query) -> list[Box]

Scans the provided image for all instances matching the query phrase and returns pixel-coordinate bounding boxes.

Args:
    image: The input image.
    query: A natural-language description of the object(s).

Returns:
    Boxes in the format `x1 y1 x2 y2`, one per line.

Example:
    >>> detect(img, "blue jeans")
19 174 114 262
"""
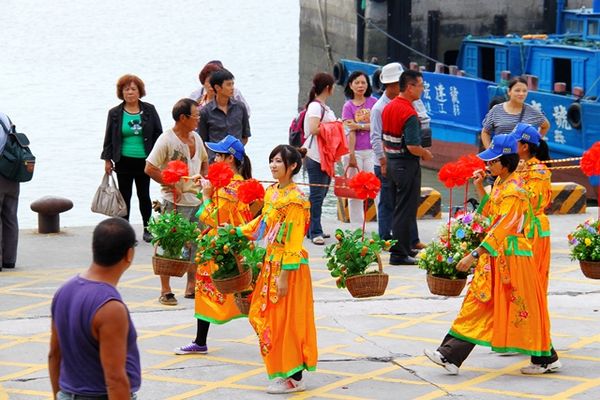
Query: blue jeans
375 165 420 244
305 157 331 239
57 390 137 400
374 165 393 240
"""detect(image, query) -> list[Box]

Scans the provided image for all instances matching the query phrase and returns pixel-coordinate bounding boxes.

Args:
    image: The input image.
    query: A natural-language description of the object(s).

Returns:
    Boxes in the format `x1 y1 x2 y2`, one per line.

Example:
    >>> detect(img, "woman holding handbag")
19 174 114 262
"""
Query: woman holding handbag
303 72 337 245
101 74 162 242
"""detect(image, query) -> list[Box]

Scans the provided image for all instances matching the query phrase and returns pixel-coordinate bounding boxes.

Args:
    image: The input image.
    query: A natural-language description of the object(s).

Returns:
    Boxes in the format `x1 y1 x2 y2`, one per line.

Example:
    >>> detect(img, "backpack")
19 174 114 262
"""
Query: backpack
288 109 308 147
0 117 35 182
288 102 325 147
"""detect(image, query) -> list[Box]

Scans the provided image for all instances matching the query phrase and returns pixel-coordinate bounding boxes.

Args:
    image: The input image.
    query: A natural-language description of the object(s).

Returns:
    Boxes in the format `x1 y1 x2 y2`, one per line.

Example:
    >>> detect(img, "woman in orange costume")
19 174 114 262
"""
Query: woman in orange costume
174 135 253 355
237 145 317 394
511 123 552 291
424 134 560 375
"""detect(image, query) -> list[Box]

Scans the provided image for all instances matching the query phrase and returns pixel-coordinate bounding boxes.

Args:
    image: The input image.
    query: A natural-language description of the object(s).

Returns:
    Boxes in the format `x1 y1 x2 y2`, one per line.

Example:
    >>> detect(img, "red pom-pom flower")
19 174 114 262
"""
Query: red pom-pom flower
237 179 265 204
207 161 234 188
457 154 485 181
161 160 189 184
438 161 467 188
348 171 381 200
580 142 600 177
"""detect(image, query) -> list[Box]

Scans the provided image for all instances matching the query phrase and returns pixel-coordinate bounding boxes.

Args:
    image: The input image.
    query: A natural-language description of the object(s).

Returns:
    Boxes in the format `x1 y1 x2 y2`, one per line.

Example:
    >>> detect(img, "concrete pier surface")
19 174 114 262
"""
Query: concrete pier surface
2 211 600 400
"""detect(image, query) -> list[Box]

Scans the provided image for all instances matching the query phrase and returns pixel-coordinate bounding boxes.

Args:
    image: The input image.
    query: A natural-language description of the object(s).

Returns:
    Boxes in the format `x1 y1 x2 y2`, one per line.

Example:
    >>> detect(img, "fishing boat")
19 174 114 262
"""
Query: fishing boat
333 0 600 198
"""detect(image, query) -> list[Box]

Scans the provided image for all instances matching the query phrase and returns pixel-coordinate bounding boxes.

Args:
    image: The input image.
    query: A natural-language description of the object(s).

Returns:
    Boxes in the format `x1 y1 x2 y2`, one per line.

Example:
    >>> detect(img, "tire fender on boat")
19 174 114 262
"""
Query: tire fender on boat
567 102 582 130
372 68 384 94
333 62 346 86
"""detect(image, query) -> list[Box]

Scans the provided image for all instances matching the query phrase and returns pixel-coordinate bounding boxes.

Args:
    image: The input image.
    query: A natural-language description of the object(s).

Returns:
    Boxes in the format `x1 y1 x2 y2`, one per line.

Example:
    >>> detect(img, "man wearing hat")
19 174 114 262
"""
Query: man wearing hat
424 134 559 375
370 63 429 255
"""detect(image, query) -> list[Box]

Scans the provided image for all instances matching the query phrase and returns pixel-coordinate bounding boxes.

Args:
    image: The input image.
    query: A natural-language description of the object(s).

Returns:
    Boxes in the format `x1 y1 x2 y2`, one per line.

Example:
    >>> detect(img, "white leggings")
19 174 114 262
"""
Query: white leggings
342 149 375 224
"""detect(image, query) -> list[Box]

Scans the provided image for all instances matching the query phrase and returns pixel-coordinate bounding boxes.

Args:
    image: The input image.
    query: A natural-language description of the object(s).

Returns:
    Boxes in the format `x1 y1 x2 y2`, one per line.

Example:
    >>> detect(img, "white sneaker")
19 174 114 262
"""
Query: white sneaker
266 377 306 394
424 349 459 375
520 360 562 375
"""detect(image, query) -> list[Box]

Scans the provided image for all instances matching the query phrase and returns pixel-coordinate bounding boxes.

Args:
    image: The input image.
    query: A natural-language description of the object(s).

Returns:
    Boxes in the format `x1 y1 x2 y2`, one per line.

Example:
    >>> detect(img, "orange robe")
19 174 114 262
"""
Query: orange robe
449 173 553 356
194 175 253 324
520 157 552 292
237 183 318 379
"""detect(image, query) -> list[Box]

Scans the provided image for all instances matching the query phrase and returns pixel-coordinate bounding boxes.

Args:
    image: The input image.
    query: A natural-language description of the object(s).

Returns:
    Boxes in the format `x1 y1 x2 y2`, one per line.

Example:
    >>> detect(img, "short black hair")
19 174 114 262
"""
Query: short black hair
269 145 304 176
172 98 198 121
399 70 422 92
210 69 235 91
499 153 520 172
93 218 137 267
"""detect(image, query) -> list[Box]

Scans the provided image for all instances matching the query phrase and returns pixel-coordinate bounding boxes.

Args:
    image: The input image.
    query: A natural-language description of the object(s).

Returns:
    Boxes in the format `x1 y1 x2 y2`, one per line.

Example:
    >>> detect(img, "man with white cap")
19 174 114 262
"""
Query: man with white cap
370 63 428 251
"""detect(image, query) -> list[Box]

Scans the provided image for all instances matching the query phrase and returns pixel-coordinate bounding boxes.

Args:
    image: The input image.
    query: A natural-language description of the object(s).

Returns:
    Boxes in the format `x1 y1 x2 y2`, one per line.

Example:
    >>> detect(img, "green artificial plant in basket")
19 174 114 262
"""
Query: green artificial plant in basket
418 211 489 279
196 224 252 280
568 218 600 262
147 210 199 260
325 228 395 288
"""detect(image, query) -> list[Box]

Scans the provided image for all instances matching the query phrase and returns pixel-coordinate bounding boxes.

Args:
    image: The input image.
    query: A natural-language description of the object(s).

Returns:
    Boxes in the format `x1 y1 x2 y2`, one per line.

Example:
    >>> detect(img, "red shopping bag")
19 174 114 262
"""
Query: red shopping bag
334 166 361 199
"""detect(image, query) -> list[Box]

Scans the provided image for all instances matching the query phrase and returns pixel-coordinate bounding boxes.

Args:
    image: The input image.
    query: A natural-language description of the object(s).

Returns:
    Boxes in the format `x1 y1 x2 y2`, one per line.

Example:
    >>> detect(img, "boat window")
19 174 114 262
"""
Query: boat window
589 20 599 36
565 18 583 34
553 58 571 93
480 47 495 82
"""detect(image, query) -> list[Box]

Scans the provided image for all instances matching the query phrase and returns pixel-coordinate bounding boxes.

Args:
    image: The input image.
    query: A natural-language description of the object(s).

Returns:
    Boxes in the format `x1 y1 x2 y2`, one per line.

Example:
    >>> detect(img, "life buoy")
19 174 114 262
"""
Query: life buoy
333 62 346 86
372 68 383 94
567 102 582 129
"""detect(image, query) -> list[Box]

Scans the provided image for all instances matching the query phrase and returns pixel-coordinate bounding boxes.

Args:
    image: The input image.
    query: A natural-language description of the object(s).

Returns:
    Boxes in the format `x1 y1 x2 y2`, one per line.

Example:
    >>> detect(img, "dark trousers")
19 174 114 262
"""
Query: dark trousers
438 333 559 367
387 157 421 259
115 156 152 227
376 165 421 244
305 157 331 239
0 175 19 267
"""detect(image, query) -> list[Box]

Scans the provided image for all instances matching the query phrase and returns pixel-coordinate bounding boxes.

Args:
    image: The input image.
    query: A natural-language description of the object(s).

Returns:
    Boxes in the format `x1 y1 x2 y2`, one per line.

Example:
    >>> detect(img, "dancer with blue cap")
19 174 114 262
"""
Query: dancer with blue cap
174 134 253 356
511 123 560 373
424 133 560 375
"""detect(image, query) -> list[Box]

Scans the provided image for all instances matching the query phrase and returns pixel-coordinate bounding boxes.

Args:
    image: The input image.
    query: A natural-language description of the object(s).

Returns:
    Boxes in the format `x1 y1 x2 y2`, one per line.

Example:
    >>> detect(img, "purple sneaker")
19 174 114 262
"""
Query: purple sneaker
174 342 208 355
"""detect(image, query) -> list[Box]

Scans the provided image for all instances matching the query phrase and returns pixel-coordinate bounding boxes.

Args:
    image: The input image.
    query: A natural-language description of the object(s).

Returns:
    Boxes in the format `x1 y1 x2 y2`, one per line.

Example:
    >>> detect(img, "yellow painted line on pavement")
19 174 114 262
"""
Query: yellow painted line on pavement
164 367 265 399
545 377 600 400
462 386 545 399
550 313 598 322
0 365 48 383
568 333 600 349
292 364 399 400
0 299 51 317
142 373 212 386
136 323 197 341
2 388 50 398
147 349 263 368
413 359 531 400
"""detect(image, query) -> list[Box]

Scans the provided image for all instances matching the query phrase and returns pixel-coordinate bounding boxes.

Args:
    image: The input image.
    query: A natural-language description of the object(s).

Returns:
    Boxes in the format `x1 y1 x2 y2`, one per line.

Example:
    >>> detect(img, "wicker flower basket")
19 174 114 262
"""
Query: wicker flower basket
234 293 251 315
152 246 194 277
212 256 253 294
345 254 388 298
579 260 600 279
426 274 467 296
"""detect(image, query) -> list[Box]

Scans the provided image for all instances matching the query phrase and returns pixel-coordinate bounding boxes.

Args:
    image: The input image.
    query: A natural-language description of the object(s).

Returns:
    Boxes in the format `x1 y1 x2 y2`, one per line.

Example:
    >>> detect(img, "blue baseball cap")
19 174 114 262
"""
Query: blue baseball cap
477 134 517 161
510 123 541 146
205 135 245 161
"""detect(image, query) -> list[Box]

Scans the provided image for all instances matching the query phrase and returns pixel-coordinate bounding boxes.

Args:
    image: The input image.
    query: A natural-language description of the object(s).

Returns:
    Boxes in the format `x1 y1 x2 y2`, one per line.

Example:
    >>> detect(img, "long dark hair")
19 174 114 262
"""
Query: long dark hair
217 153 252 180
305 72 334 108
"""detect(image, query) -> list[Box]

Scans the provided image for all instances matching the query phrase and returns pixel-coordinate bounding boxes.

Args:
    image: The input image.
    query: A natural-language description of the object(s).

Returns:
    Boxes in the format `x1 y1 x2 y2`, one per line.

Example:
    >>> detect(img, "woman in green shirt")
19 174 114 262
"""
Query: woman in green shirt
101 74 163 242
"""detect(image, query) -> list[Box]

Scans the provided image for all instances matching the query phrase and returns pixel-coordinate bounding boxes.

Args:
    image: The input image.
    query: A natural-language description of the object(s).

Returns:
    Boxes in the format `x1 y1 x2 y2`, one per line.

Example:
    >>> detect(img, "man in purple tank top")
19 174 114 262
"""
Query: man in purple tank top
48 218 141 400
